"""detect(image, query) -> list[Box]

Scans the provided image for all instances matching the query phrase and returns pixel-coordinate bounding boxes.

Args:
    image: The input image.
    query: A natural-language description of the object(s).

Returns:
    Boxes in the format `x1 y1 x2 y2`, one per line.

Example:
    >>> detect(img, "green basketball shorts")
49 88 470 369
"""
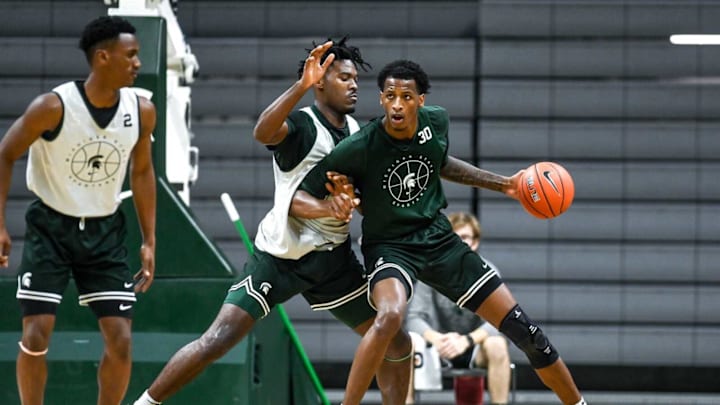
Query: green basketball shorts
362 215 502 312
16 200 135 318
224 238 375 328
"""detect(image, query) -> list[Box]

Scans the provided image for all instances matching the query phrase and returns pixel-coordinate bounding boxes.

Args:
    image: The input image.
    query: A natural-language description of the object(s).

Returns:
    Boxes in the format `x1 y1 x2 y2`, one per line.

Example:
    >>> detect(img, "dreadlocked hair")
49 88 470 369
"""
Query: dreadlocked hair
297 35 371 78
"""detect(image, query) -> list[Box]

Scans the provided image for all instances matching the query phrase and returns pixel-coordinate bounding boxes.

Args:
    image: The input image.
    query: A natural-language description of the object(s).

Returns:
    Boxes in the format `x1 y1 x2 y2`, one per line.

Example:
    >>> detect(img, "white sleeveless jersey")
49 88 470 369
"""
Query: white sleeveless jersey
26 81 140 217
254 107 360 259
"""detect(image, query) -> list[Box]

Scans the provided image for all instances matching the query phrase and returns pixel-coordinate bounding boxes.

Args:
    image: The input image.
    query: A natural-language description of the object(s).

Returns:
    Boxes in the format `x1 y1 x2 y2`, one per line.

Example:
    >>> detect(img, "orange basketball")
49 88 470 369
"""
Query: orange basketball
518 162 575 219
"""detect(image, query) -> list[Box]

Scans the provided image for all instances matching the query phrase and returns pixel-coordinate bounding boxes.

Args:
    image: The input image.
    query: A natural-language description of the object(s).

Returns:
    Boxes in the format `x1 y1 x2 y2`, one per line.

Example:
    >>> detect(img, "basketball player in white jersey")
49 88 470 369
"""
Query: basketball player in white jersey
133 38 411 405
0 16 156 405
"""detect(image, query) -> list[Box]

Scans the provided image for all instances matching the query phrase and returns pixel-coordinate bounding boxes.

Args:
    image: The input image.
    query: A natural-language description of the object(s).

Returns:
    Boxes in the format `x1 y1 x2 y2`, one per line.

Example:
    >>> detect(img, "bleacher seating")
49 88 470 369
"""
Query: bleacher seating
0 1 718 387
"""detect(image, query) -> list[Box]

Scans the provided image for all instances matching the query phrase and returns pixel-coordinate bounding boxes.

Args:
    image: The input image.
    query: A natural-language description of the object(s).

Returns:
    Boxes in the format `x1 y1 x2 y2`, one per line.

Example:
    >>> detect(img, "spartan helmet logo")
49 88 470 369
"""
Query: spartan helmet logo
21 272 32 288
69 140 123 184
402 173 417 194
383 155 433 207
259 282 272 295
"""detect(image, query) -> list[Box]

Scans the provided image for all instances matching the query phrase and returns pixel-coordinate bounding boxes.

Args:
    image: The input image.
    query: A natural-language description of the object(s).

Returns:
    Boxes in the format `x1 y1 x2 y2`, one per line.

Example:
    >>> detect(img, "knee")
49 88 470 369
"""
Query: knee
373 308 405 338
22 320 52 352
483 336 509 364
105 329 132 360
499 305 559 369
193 306 253 362
196 324 241 361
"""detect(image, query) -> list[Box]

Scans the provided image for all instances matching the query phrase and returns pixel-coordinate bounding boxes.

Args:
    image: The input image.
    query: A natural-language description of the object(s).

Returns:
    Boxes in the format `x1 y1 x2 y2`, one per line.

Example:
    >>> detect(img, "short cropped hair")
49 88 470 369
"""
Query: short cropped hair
447 211 482 241
78 16 136 63
376 59 431 95
297 36 371 79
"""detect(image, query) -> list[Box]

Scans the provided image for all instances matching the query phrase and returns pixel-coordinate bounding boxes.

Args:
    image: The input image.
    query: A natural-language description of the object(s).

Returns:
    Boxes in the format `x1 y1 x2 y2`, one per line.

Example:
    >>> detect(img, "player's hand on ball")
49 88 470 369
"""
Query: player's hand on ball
518 162 575 219
504 169 524 201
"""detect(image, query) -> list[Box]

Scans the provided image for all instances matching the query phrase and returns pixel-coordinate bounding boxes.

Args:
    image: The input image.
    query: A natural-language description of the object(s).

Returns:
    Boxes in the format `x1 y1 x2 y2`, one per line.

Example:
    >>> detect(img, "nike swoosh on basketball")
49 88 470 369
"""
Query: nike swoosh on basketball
119 304 132 311
542 170 560 193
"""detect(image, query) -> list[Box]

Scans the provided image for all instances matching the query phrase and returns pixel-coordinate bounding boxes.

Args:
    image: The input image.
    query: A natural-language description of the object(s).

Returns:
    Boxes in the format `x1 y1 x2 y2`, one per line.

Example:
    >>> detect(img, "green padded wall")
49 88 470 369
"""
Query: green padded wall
121 16 235 279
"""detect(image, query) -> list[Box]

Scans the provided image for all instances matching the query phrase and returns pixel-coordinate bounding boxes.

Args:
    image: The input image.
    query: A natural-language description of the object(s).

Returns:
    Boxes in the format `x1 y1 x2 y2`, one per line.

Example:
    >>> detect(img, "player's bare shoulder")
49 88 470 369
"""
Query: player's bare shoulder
18 92 64 136
30 92 63 118
137 96 157 136
137 95 156 116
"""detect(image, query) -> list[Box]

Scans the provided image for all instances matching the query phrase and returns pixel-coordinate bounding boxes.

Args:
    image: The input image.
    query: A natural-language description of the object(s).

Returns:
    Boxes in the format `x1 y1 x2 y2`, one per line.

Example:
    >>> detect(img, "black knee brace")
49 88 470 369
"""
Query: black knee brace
499 304 559 369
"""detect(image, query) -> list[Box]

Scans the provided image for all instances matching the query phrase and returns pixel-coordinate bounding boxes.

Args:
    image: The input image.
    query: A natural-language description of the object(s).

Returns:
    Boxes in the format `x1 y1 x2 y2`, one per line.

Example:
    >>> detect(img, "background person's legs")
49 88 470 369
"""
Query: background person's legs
474 336 510 404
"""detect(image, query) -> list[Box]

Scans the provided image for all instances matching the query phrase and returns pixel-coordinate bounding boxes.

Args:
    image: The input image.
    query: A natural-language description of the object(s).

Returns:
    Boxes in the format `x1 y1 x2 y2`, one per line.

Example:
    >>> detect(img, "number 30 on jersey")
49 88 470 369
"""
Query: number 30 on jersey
418 126 433 144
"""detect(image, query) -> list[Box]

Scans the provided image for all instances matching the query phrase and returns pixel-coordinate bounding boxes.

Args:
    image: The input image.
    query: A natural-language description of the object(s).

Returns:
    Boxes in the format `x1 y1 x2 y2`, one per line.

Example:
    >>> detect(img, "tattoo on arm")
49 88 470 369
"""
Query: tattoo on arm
440 156 509 192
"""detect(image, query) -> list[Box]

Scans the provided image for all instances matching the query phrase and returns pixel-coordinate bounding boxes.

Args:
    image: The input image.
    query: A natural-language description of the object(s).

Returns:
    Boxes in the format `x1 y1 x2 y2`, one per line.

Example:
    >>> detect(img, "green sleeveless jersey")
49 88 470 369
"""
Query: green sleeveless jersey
301 105 450 243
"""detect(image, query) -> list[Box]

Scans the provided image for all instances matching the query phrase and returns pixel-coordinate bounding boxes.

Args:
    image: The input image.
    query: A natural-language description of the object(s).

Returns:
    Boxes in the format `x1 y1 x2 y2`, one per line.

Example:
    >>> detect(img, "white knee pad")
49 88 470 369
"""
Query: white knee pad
18 341 48 356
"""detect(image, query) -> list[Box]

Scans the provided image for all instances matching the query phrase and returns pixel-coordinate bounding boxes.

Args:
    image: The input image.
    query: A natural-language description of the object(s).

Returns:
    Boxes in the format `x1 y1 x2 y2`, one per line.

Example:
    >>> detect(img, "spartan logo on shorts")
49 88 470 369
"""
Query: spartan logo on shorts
66 137 127 186
382 154 433 207
21 272 32 288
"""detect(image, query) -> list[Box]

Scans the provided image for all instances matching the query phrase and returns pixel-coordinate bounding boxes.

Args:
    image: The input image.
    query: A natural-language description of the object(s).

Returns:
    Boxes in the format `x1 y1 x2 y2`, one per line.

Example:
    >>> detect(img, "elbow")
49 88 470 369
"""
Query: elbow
253 119 287 146
252 123 276 146
252 127 267 144
0 148 16 167
131 166 155 185
251 120 266 142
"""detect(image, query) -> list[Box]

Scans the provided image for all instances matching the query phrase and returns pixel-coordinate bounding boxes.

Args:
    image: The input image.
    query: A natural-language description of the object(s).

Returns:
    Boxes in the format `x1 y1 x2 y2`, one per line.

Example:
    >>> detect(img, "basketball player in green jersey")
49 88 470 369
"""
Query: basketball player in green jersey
134 39 411 405
300 60 587 405
0 16 156 405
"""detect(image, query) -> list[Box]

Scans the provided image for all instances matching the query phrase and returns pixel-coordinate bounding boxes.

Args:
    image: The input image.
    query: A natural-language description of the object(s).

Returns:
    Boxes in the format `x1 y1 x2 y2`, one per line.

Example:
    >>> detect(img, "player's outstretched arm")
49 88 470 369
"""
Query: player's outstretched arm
289 189 358 223
440 156 522 200
253 41 335 146
290 170 360 222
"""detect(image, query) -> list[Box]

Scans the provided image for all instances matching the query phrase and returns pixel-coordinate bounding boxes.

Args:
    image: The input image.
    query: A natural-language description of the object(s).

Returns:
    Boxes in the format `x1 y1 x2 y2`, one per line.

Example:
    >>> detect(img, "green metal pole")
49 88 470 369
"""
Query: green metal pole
221 193 331 405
